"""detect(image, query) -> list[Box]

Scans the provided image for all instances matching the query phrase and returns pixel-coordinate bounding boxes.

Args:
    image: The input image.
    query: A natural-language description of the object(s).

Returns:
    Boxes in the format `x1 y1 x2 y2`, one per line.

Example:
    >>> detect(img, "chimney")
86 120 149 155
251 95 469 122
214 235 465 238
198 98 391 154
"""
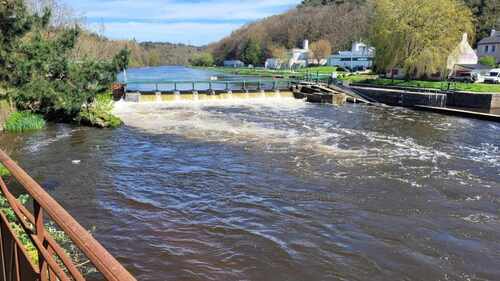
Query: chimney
492 29 497 37
303 39 309 50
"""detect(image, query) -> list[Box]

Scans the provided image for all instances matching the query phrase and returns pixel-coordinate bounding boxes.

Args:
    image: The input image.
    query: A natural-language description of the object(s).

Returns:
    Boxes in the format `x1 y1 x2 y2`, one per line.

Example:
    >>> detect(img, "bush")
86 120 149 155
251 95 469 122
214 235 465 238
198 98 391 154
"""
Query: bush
479 56 498 67
4 112 46 132
190 52 214 67
0 164 9 178
0 194 96 274
77 94 123 128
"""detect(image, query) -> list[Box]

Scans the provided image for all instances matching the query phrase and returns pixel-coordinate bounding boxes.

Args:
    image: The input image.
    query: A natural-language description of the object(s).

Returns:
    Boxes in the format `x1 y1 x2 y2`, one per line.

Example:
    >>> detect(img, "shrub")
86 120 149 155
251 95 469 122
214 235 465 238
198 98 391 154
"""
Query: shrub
0 194 96 274
0 164 9 178
77 94 123 128
190 52 214 67
479 56 498 67
4 112 46 132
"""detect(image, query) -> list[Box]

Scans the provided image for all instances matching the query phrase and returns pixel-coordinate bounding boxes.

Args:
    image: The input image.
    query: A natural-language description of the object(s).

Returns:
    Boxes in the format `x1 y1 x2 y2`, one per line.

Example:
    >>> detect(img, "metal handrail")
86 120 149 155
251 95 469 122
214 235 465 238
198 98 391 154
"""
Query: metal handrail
0 149 136 281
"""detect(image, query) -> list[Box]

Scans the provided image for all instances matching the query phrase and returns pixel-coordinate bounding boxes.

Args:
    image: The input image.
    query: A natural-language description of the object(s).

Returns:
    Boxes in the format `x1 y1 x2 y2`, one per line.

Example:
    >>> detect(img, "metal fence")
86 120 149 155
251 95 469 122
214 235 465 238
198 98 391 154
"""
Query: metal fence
0 149 136 281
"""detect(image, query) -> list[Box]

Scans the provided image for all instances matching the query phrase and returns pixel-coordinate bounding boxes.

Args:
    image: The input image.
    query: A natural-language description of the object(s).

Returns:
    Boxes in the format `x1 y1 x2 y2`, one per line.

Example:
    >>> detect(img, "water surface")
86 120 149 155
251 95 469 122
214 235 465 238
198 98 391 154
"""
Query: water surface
1 66 499 281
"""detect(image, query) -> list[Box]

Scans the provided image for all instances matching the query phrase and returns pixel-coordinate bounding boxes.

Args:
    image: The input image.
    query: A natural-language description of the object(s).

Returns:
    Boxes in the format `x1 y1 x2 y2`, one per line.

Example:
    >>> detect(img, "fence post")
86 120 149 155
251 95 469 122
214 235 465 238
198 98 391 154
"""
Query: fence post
34 201 49 280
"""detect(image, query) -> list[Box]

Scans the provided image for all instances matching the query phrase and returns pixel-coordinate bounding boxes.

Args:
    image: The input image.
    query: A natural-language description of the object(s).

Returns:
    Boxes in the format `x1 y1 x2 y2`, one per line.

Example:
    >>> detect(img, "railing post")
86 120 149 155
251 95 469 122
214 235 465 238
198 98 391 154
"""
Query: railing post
192 82 195 91
243 81 246 91
174 82 177 91
34 201 49 281
225 82 229 91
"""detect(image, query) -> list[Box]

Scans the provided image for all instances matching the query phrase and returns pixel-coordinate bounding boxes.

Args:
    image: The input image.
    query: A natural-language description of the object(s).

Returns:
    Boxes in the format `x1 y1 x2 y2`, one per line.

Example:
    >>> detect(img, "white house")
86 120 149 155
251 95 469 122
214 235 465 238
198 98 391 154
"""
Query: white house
327 42 374 70
477 29 500 64
447 33 478 70
288 40 310 68
264 58 282 69
223 60 244 68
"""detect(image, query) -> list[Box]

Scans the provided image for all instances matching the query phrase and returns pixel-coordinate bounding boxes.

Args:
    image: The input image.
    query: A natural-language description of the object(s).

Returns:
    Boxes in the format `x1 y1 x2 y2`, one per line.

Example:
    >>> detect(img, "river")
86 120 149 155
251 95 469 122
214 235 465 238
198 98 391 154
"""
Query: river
1 66 499 281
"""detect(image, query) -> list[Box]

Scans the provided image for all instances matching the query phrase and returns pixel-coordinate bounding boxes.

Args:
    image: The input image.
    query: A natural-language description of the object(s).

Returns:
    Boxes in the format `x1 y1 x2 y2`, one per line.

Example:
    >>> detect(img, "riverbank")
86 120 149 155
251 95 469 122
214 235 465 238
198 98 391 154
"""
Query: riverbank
204 66 500 94
344 76 500 94
203 66 340 78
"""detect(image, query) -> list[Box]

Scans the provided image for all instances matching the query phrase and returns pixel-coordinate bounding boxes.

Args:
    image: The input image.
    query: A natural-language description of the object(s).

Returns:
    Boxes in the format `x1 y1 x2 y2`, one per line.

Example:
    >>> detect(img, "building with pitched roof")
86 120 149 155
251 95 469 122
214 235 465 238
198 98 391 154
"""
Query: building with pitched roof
477 30 500 64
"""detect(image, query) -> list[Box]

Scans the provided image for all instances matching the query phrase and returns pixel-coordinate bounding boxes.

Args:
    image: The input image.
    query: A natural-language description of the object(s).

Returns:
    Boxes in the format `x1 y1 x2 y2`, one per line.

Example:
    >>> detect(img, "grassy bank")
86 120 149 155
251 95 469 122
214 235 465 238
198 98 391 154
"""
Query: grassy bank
350 77 500 93
4 112 46 132
204 66 339 78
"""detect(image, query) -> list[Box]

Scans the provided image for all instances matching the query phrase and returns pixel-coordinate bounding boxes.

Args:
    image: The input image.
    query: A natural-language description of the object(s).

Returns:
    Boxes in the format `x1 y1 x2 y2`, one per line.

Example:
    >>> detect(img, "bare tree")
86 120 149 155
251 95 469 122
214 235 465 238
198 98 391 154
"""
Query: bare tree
310 40 332 64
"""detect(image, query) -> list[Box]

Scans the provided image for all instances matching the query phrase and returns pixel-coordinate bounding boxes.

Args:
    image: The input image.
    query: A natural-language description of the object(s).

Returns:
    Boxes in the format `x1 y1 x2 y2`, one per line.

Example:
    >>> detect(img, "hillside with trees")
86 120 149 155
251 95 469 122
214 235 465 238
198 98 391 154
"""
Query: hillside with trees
208 3 370 65
301 0 499 46
71 33 204 67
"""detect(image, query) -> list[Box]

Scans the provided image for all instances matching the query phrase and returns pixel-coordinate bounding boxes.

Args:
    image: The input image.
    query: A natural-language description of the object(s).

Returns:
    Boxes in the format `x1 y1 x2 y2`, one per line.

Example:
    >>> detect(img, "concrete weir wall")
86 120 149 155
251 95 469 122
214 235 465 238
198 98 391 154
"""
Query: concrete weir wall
350 86 447 107
446 92 500 109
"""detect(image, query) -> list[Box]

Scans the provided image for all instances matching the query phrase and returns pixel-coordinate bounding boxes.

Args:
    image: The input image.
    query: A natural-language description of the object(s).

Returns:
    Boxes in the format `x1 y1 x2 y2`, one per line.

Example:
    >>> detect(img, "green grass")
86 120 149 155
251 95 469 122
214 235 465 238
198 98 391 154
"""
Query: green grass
297 66 338 74
351 78 500 93
4 111 46 132
204 66 341 78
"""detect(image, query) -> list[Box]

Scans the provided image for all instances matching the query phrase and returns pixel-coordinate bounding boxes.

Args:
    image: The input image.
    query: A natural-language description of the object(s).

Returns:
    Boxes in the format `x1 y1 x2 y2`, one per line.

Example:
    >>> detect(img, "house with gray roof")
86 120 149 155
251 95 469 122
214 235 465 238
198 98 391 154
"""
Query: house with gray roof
477 30 500 64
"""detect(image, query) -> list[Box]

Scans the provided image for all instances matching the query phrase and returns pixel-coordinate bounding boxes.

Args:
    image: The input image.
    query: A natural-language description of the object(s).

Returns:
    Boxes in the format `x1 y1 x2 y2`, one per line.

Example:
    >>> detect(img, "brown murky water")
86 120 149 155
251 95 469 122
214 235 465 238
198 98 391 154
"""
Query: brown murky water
1 66 499 281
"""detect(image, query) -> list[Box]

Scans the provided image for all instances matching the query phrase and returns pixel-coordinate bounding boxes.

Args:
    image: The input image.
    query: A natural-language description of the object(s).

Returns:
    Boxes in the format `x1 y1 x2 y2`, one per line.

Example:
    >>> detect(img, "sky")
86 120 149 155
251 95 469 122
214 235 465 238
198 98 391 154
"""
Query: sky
60 0 302 46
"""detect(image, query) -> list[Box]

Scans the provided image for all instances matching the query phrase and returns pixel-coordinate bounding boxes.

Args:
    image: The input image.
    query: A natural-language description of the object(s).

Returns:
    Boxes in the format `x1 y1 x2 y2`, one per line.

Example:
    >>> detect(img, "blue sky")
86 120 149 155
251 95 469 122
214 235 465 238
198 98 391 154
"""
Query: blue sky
61 0 301 46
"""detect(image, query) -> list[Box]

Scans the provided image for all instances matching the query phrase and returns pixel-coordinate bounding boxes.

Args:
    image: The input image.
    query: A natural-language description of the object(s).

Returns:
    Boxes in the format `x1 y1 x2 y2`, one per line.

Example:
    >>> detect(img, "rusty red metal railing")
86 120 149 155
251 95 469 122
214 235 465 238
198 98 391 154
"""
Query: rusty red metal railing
0 149 136 281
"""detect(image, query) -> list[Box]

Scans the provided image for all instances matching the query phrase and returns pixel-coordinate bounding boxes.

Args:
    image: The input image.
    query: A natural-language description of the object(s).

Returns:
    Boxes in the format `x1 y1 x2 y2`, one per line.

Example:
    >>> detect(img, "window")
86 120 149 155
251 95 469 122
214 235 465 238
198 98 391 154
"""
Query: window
485 45 489 52
493 45 497 53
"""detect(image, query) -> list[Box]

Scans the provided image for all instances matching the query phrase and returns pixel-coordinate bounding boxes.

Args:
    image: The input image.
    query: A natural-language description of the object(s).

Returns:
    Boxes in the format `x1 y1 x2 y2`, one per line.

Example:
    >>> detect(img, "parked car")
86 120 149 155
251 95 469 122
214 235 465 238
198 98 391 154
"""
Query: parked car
484 69 500 84
450 70 485 83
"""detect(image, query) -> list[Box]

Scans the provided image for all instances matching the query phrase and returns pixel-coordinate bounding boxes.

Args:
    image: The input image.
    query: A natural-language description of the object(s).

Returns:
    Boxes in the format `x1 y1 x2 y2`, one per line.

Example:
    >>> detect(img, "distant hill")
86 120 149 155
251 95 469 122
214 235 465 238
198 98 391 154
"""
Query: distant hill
139 42 206 66
71 32 205 67
208 3 370 65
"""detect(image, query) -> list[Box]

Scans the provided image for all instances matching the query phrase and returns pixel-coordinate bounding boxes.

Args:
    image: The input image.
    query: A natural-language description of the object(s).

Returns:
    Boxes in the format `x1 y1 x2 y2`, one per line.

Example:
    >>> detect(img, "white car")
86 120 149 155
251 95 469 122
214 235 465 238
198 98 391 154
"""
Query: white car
484 69 500 84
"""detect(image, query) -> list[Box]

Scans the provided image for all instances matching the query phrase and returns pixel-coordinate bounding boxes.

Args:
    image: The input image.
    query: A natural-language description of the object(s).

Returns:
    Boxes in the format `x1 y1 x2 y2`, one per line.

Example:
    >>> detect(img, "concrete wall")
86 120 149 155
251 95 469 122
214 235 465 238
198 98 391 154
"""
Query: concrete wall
350 86 447 107
446 92 500 109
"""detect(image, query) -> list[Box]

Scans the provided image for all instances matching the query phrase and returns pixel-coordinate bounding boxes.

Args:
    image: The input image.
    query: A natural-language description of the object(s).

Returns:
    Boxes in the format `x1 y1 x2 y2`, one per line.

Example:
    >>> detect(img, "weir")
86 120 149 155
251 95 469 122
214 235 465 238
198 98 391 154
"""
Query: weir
116 79 297 103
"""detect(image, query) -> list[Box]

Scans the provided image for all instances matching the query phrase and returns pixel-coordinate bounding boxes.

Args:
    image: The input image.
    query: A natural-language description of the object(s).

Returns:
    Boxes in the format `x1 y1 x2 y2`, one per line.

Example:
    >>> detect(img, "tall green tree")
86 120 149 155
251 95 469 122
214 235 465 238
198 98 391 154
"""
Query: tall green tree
371 0 474 79
241 39 262 66
1 0 129 123
463 0 499 44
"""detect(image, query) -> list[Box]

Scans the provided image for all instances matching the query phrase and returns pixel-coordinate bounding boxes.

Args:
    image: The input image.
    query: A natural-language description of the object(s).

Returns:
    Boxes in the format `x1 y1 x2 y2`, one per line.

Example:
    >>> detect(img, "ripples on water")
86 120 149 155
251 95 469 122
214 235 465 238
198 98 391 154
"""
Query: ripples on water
1 96 499 281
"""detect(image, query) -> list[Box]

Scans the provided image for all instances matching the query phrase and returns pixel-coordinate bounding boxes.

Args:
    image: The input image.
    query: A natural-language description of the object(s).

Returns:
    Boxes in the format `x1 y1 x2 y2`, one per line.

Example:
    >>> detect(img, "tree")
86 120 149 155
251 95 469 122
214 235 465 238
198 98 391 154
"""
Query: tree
371 0 474 79
462 0 499 45
310 40 332 63
479 55 498 67
190 52 214 67
1 0 128 123
241 38 262 66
